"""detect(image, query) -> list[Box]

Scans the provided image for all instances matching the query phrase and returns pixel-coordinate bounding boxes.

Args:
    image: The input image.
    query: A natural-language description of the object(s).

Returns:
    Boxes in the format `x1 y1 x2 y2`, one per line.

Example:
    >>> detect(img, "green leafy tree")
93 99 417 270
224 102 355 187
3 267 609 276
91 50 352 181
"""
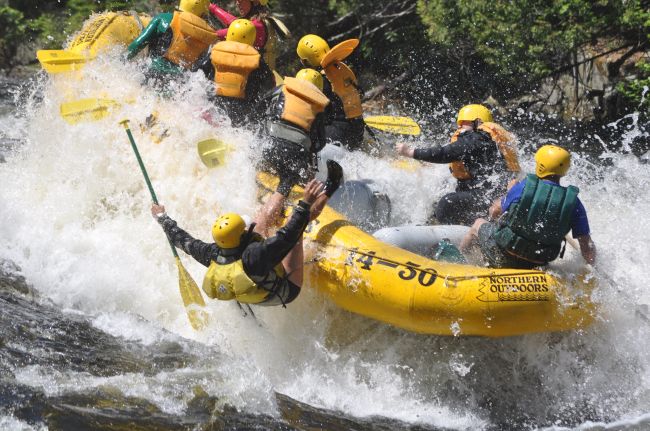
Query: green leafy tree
0 6 28 68
416 0 649 97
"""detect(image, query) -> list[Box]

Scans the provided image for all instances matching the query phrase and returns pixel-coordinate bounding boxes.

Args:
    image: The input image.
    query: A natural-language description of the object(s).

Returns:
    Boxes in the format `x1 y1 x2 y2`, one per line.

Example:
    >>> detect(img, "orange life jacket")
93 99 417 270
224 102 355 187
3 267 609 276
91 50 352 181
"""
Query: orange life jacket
448 122 521 180
164 11 218 68
280 76 330 132
211 41 260 99
323 61 363 119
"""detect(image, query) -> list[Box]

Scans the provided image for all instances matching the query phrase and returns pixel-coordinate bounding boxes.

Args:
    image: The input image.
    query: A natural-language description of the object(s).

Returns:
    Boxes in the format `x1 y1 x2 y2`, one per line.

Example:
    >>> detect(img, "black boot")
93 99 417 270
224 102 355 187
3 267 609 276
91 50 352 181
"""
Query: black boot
324 159 343 197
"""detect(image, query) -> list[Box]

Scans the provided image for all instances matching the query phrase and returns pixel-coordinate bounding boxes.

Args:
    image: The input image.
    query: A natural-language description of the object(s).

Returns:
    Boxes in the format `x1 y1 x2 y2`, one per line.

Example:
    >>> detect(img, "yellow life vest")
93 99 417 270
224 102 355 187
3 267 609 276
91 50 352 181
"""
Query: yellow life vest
323 61 363 119
448 122 521 180
202 258 286 304
211 41 261 99
280 76 330 132
164 11 218 68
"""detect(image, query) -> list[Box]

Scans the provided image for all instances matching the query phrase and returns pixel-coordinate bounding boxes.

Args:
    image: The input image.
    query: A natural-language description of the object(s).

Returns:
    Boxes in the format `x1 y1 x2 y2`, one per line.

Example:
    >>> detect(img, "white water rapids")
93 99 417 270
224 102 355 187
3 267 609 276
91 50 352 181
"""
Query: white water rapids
1 52 649 430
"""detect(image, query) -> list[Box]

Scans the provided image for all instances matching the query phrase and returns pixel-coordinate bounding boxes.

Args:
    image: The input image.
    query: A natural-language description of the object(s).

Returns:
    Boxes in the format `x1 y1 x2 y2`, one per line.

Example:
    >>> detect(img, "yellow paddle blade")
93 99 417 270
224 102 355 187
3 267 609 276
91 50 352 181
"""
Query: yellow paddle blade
175 257 209 331
364 115 421 136
197 138 233 168
266 16 291 38
272 70 284 86
37 49 93 74
320 39 359 68
60 98 120 124
390 158 422 172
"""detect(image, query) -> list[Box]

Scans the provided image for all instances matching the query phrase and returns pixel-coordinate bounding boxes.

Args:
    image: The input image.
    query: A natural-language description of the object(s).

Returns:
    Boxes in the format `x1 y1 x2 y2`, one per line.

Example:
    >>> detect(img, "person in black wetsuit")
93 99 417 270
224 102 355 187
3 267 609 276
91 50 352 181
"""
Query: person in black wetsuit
256 68 343 236
150 179 324 306
395 104 520 225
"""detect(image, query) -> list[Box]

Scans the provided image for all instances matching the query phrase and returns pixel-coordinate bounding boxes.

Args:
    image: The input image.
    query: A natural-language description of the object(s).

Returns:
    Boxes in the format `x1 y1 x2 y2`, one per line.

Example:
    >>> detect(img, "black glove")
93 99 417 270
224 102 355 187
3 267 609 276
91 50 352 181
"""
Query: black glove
324 159 343 197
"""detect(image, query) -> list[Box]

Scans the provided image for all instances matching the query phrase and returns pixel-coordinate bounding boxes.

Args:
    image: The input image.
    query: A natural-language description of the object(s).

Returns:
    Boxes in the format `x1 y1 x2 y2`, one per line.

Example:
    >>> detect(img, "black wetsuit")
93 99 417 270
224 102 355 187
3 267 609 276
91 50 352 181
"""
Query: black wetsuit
322 79 365 150
156 200 311 305
261 86 329 196
196 52 276 128
414 129 509 225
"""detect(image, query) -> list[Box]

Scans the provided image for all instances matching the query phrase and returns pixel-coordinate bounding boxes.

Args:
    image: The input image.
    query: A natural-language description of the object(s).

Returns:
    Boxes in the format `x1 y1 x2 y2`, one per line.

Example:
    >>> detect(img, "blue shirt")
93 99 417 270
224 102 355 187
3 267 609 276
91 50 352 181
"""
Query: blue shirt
501 178 591 238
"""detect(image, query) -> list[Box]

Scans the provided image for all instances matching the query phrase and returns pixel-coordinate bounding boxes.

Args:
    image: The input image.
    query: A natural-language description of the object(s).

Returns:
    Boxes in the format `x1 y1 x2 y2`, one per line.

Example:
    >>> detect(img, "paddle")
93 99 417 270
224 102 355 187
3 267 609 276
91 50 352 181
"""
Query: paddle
37 49 92 74
320 39 359 68
120 119 209 330
364 115 421 136
60 98 120 124
197 138 233 168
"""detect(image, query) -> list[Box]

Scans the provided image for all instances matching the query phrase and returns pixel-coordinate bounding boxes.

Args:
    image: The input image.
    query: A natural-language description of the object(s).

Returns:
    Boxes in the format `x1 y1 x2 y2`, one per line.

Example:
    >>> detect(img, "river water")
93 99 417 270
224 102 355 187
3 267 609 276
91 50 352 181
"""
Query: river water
0 53 649 430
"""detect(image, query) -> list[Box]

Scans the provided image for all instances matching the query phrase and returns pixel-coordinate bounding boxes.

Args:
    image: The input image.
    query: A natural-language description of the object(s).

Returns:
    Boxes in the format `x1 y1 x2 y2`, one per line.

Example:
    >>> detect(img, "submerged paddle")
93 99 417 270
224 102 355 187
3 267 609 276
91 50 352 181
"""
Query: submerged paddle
120 119 209 330
197 138 233 168
60 98 120 124
364 115 421 136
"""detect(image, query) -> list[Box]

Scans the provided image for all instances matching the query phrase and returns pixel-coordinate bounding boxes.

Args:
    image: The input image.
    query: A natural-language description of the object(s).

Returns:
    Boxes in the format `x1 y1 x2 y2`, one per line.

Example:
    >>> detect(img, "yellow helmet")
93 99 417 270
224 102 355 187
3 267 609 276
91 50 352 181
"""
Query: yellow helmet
178 0 210 16
256 0 269 5
295 68 324 91
212 213 246 249
296 34 330 67
535 145 571 178
456 104 493 125
226 19 257 46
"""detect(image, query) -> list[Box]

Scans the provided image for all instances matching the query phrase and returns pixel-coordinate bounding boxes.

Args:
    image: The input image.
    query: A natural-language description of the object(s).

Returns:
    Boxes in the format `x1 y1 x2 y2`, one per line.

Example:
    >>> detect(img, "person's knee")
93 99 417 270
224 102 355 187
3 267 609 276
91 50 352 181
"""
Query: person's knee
471 218 488 232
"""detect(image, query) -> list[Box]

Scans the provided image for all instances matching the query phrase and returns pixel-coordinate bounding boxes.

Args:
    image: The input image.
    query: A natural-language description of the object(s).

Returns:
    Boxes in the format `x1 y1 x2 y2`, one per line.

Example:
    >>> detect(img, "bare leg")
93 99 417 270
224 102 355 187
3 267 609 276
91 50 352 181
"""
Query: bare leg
283 238 304 286
254 192 286 237
460 218 488 252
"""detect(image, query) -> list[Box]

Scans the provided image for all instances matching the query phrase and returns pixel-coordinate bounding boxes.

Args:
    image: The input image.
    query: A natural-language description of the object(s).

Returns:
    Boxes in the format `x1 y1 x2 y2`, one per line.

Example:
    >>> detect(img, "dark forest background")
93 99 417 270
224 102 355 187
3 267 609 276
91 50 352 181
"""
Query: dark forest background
1 0 648 126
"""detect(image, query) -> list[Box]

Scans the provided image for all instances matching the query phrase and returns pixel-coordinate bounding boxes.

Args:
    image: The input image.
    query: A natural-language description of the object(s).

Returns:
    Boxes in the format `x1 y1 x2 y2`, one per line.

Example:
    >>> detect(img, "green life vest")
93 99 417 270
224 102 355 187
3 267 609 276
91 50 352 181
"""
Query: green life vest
493 174 579 264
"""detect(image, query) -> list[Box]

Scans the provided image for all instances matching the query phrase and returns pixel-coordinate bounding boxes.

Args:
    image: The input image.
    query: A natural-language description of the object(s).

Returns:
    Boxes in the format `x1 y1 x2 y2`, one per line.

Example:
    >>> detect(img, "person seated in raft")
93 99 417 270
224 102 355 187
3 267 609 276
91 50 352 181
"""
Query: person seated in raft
127 0 218 80
150 179 324 307
257 68 343 235
395 104 521 226
459 145 596 269
208 0 290 70
296 34 366 151
196 19 275 128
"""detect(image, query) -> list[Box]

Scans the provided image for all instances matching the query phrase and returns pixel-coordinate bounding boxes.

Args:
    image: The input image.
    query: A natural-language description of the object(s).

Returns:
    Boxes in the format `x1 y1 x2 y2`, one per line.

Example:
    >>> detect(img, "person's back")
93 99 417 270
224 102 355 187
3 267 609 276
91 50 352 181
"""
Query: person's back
448 126 509 191
201 19 275 127
460 145 596 269
262 70 330 196
127 0 217 78
296 34 365 150
150 179 325 306
209 0 291 70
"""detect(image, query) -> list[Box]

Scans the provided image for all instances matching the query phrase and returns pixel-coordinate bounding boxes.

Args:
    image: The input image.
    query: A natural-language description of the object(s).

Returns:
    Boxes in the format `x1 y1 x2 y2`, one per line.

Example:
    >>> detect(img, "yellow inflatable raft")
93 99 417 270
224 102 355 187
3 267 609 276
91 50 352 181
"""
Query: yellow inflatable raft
257 172 597 337
37 11 151 73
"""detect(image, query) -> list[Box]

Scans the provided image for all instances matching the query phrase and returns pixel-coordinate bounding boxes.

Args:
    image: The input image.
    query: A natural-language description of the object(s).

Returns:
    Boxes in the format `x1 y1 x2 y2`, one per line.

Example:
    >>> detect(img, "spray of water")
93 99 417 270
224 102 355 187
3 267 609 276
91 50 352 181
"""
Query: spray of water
1 51 649 430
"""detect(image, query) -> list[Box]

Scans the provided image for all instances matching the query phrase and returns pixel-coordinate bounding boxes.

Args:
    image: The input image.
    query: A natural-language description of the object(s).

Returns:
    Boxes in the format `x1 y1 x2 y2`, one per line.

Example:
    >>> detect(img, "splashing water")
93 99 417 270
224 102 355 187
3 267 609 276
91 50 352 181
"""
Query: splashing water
0 51 649 430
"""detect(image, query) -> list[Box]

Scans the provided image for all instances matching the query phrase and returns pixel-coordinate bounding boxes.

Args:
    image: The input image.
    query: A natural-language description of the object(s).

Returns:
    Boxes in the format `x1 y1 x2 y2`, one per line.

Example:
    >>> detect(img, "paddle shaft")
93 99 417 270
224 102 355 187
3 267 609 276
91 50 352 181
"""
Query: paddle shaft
120 120 178 258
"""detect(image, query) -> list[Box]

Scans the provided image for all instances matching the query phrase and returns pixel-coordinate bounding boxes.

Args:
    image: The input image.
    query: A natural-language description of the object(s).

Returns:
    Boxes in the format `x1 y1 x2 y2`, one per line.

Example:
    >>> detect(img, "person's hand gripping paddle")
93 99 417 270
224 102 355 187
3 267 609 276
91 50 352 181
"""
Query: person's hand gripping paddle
120 119 209 330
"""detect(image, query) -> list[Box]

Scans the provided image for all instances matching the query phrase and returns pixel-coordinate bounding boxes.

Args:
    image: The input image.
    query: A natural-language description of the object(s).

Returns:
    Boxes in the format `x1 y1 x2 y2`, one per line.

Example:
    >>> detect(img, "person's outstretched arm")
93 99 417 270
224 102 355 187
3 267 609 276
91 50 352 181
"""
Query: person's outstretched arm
151 204 216 268
127 14 171 59
209 3 237 27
